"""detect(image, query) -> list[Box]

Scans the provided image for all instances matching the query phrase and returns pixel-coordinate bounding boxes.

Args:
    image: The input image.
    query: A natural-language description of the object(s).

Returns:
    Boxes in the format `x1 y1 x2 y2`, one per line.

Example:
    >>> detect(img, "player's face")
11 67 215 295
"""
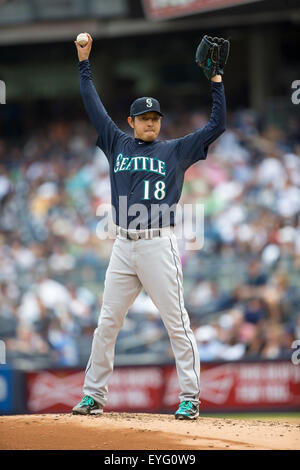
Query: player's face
128 112 162 142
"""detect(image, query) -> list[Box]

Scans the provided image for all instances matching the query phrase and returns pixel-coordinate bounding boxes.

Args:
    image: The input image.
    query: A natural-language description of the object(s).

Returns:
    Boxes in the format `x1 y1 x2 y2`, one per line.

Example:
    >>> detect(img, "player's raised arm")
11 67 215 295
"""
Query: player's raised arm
176 35 229 171
199 74 226 148
195 36 229 146
74 33 123 157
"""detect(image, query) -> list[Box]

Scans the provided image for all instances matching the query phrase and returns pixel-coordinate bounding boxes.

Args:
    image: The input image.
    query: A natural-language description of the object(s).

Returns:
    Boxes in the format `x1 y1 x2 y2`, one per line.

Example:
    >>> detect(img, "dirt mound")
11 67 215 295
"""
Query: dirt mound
0 413 299 450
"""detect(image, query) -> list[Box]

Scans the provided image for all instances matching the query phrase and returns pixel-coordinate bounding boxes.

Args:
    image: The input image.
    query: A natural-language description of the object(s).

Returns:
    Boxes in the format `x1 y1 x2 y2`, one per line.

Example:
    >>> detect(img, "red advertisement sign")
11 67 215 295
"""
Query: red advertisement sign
26 366 164 413
26 369 85 413
25 361 300 413
142 0 263 20
162 362 300 411
105 366 163 411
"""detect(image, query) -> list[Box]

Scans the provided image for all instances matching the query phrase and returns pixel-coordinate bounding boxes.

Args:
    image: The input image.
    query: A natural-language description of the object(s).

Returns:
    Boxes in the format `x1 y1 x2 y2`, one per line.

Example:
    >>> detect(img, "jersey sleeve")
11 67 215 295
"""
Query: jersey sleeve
176 81 226 171
78 59 126 160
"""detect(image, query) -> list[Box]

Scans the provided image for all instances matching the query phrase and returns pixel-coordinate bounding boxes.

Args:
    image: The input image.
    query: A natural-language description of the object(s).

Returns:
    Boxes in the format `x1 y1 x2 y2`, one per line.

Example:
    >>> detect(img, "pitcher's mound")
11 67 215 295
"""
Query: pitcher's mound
0 412 299 450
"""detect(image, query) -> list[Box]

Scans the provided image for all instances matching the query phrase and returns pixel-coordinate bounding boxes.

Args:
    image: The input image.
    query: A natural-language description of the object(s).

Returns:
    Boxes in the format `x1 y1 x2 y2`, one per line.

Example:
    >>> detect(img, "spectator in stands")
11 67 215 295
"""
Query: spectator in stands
243 298 267 325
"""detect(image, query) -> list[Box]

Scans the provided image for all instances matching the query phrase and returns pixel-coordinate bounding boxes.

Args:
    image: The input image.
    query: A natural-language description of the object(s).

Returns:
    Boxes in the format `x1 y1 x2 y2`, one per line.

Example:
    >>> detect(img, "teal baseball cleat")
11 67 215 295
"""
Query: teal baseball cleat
72 395 103 415
175 401 199 420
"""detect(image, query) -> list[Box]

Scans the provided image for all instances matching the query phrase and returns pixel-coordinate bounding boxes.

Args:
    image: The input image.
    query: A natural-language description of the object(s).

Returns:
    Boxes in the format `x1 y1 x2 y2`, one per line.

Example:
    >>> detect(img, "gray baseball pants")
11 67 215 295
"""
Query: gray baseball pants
83 227 200 407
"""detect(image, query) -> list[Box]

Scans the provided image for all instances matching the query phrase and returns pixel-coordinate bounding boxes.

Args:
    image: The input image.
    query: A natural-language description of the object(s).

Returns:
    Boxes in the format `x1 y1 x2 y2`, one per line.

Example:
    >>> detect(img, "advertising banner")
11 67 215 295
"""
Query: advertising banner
25 361 300 413
25 366 164 413
26 369 85 413
105 366 164 411
162 361 300 411
142 0 263 20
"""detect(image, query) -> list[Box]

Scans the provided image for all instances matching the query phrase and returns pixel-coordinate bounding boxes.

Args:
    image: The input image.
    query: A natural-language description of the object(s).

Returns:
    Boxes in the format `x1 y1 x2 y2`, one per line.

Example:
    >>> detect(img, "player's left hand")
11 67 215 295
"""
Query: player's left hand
212 36 230 76
195 35 230 80
74 33 93 62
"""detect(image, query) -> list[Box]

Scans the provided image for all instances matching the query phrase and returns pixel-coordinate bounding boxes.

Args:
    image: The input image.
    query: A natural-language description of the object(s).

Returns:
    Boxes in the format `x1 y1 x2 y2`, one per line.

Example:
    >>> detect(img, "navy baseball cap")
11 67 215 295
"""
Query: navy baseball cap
130 97 163 118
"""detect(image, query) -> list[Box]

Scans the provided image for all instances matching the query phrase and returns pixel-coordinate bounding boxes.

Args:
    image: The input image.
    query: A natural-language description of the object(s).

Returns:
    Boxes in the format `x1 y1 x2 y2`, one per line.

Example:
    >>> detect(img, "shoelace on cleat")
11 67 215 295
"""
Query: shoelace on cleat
81 395 95 406
177 401 194 412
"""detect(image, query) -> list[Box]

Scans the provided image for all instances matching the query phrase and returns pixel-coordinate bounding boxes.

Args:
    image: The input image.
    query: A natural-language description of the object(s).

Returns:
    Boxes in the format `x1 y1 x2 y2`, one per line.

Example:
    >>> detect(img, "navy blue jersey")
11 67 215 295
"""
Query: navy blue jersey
78 59 226 229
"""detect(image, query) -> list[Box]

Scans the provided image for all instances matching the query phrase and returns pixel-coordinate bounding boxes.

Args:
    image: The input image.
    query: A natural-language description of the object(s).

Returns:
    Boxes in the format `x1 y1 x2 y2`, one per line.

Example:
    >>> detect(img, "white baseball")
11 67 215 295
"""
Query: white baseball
76 33 89 47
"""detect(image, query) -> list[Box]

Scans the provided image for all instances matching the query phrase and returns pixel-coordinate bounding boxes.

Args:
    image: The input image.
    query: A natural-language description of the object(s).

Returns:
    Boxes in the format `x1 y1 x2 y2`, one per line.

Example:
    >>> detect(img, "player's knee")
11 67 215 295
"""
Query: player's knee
97 304 125 330
166 320 194 343
164 314 191 336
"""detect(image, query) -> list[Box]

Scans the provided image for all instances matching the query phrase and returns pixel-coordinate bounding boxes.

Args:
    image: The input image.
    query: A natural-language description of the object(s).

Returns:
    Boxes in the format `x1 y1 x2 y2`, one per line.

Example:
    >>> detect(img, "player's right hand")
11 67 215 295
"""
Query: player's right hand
74 33 93 62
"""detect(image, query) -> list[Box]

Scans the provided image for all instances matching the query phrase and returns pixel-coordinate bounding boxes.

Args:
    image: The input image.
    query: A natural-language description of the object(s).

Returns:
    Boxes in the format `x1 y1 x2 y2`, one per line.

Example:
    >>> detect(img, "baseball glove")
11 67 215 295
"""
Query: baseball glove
195 35 230 80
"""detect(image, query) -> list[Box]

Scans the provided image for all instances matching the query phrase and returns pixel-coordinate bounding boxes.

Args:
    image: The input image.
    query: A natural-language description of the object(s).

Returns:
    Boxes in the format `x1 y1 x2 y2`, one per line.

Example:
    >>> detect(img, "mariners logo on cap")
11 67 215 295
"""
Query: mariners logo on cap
130 97 163 117
146 98 153 108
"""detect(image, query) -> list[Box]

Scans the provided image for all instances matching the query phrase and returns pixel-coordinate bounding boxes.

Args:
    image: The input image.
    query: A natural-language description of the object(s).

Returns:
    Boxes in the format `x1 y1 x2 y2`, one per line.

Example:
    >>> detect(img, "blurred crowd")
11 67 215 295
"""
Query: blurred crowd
0 104 300 368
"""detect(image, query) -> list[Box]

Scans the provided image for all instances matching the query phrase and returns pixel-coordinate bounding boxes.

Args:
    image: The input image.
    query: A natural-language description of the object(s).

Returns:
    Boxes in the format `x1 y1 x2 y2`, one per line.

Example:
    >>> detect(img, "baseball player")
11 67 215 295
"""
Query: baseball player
72 34 228 419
